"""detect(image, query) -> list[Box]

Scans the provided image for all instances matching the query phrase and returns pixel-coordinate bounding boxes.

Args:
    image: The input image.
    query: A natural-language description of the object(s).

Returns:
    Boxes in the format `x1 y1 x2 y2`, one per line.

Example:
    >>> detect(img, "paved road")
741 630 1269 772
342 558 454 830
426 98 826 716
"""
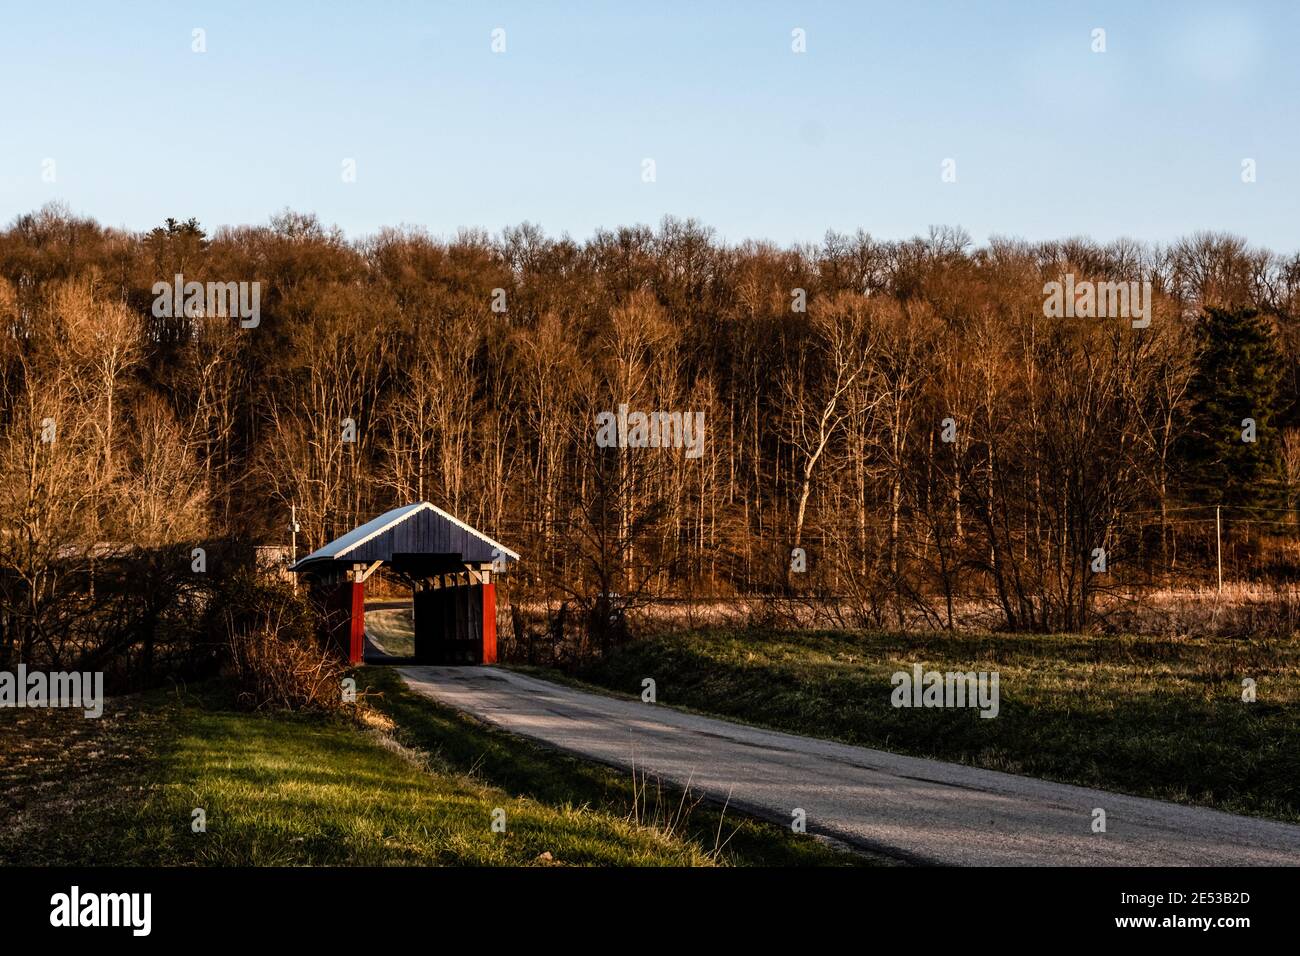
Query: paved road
396 665 1300 866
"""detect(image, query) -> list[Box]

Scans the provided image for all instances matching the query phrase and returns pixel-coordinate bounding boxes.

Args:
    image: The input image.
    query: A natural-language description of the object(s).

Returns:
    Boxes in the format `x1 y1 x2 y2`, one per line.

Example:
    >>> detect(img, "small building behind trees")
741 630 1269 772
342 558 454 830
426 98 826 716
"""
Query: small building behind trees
289 502 518 665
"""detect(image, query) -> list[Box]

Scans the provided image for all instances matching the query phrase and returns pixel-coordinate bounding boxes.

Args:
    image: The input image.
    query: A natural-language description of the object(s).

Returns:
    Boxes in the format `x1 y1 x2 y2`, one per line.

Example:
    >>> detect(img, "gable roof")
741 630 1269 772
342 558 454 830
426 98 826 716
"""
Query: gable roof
289 502 519 572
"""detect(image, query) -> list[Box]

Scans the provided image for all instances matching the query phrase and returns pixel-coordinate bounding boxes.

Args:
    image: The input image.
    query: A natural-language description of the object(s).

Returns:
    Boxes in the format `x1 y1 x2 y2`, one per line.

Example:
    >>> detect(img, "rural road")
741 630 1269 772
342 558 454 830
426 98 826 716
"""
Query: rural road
396 665 1300 866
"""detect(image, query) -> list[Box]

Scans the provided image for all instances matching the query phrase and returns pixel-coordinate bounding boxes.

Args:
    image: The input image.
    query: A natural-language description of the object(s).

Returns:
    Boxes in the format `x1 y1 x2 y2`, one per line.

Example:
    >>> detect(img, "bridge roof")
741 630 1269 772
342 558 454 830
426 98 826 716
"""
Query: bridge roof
289 502 519 573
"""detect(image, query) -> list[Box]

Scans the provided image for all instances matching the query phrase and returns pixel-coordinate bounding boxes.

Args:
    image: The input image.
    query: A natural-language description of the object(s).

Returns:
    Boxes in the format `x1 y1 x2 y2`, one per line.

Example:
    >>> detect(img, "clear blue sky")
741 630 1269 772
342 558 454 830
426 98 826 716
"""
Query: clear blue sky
2 1 1296 248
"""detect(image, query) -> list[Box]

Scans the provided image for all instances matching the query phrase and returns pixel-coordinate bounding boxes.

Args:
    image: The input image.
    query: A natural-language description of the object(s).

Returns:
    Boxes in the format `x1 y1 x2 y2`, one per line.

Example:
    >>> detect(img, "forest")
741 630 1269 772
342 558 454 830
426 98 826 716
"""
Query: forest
0 203 1296 682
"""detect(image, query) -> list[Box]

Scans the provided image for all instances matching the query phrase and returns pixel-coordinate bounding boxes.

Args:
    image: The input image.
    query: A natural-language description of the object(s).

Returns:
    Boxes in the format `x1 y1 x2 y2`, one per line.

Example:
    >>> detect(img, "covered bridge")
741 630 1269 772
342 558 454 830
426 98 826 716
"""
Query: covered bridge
289 502 519 665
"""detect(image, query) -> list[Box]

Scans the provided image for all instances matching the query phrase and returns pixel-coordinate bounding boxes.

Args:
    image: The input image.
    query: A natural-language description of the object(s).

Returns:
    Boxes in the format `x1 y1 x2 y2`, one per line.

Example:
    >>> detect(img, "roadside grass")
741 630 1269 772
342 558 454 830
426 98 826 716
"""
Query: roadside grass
516 627 1300 823
150 693 730 866
1 671 872 866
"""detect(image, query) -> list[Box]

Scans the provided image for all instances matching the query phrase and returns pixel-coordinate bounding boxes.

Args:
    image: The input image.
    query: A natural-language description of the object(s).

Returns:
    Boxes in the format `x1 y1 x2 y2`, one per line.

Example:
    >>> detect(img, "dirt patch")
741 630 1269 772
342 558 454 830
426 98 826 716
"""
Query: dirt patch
0 690 174 864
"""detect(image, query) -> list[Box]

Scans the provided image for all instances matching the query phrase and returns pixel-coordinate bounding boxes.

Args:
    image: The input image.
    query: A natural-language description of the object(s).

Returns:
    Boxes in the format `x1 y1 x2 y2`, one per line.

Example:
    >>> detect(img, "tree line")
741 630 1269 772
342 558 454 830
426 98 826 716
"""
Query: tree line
1 203 1296 675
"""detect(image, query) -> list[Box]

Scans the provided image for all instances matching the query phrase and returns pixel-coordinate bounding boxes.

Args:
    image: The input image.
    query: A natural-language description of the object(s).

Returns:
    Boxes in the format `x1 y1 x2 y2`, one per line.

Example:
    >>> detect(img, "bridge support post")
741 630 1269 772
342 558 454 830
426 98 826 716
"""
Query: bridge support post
481 581 497 664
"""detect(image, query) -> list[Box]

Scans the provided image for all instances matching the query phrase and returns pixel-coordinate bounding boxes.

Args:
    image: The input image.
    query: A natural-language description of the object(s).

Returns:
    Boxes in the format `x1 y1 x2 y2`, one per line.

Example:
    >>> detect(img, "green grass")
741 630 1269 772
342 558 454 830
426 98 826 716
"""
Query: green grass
518 627 1300 822
1 671 870 866
151 699 720 866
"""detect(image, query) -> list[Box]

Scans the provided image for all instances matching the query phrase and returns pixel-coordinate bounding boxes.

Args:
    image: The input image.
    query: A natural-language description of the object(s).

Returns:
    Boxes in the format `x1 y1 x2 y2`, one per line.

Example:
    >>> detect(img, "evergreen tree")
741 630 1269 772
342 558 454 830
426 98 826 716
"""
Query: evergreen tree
1178 307 1285 506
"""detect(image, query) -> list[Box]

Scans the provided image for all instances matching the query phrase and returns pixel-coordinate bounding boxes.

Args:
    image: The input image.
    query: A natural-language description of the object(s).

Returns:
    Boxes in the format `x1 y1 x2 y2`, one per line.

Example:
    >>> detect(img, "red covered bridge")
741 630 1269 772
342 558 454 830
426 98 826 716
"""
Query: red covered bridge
289 502 519 665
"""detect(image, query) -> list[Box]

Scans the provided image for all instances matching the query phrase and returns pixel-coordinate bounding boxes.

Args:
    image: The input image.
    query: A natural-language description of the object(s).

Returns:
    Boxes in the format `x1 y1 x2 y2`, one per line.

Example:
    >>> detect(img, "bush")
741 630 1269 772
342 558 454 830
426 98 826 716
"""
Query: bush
225 623 352 713
215 572 356 714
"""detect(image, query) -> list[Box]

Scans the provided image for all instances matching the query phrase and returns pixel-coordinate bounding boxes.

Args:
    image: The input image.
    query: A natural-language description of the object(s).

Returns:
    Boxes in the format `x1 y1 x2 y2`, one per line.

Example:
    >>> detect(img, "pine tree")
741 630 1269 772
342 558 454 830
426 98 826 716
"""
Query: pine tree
1178 307 1285 506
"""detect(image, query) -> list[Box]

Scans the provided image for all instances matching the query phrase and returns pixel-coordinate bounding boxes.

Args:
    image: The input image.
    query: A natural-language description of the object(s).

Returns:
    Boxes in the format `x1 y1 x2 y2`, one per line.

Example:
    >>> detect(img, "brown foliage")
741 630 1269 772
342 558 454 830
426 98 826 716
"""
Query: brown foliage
225 623 352 714
1 205 1298 662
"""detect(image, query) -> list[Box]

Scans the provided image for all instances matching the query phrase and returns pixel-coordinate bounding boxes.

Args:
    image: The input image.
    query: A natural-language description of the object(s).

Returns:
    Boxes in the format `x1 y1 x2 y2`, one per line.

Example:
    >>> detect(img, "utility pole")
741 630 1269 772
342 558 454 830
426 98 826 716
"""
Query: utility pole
291 504 300 592
1215 505 1223 594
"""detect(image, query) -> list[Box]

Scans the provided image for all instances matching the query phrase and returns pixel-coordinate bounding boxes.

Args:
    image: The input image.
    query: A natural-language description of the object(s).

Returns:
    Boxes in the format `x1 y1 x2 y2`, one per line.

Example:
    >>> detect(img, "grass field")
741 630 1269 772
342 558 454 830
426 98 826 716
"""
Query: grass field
521 627 1300 822
0 669 868 866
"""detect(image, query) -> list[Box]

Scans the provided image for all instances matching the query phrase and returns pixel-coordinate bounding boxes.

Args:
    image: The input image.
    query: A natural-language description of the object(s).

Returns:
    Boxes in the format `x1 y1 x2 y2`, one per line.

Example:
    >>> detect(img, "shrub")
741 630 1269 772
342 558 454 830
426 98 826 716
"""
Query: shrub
225 622 352 713
215 571 357 714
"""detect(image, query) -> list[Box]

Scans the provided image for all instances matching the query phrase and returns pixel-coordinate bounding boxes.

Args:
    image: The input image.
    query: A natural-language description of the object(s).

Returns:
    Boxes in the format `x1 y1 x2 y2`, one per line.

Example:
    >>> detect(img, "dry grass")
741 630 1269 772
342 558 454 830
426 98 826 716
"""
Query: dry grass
225 622 356 714
507 584 1300 656
0 691 173 864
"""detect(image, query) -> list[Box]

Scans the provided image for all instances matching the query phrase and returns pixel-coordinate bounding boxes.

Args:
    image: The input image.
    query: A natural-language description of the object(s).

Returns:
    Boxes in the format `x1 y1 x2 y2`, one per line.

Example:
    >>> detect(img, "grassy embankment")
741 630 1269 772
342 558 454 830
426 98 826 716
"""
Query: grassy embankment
0 666 867 866
519 627 1300 822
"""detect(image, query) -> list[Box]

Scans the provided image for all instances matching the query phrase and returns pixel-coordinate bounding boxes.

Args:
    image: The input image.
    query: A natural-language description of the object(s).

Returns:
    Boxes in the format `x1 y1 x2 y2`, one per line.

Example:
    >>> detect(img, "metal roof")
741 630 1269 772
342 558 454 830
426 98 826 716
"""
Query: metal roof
289 502 519 572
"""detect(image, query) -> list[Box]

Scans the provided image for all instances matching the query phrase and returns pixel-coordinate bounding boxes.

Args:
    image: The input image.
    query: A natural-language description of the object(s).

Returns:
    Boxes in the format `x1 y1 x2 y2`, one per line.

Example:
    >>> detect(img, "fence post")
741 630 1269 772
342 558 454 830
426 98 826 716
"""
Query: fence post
1216 505 1223 594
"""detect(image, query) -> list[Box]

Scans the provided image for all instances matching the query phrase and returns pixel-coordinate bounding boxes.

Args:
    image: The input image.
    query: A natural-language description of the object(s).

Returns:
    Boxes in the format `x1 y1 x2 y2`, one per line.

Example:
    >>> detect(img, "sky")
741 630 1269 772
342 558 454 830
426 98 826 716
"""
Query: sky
1 0 1297 249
